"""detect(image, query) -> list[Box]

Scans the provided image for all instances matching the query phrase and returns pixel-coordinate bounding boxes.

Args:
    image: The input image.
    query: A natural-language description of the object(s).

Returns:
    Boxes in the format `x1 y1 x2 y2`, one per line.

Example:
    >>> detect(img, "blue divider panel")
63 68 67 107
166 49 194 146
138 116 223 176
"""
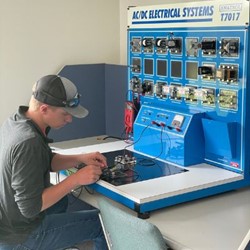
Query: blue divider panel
48 64 127 142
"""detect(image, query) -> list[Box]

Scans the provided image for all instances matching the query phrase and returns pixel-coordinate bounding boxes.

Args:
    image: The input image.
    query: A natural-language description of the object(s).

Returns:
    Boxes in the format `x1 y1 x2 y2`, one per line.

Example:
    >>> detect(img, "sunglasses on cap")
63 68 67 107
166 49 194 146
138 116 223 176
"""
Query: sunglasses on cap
33 90 81 108
62 93 81 108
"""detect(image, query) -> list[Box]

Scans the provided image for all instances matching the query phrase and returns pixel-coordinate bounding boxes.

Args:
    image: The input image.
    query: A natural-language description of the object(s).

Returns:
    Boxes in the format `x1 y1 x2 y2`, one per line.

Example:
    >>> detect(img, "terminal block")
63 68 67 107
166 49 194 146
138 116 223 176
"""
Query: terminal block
186 38 199 57
114 154 137 170
101 154 137 182
201 38 216 56
167 38 182 54
130 76 142 93
169 84 182 101
219 38 239 57
201 87 216 106
142 37 154 53
216 64 238 84
155 82 168 99
142 80 154 96
184 86 198 103
198 64 216 81
218 89 237 110
130 37 141 53
155 38 167 54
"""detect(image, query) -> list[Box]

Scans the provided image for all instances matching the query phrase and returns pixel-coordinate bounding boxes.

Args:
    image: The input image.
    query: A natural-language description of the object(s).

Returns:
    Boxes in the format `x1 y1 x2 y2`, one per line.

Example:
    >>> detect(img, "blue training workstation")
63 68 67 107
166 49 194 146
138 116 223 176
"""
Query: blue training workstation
52 0 250 218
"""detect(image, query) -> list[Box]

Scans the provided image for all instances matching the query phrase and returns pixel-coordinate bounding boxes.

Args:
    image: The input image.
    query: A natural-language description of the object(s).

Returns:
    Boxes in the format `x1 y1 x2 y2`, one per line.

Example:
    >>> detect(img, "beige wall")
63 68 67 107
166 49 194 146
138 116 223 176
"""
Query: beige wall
0 0 120 123
0 0 213 124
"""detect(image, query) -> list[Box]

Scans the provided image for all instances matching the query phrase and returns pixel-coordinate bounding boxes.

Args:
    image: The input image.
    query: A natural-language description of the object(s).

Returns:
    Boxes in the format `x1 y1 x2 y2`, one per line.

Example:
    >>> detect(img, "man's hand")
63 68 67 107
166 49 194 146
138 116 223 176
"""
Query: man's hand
42 152 107 211
51 151 107 173
74 165 103 185
80 152 107 168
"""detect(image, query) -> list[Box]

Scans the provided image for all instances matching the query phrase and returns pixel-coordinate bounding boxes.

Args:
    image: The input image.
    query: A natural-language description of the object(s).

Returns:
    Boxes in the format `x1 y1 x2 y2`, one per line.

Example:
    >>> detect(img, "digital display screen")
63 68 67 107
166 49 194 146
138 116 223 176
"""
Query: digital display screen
186 62 198 80
144 59 153 75
171 61 182 78
157 60 167 76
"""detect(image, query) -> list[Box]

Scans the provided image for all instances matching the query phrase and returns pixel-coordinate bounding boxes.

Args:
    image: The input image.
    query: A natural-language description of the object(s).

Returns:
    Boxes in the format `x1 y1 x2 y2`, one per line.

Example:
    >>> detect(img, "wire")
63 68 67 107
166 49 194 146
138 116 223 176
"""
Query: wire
126 99 139 113
69 186 84 205
101 135 123 140
123 122 152 153
84 186 95 195
130 124 172 175
121 127 129 141
149 126 172 174
150 125 164 161
137 158 155 167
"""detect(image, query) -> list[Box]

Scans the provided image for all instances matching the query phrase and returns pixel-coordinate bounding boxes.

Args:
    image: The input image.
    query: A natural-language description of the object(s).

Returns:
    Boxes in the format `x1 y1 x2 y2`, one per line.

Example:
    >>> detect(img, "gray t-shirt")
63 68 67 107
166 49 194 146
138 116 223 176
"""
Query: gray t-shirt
0 106 54 243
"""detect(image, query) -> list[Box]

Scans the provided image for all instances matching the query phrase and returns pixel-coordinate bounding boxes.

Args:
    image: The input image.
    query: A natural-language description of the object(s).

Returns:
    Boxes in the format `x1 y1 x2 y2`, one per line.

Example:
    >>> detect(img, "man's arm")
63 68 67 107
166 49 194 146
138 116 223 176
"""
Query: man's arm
41 163 102 211
51 152 107 172
42 151 107 211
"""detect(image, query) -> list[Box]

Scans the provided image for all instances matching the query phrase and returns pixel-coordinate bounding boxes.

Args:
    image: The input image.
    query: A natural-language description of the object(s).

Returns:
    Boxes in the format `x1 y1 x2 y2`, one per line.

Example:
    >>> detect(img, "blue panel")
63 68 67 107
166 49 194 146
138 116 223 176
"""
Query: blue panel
133 104 205 166
48 64 127 142
105 64 128 138
202 118 236 158
49 64 106 141
128 26 248 172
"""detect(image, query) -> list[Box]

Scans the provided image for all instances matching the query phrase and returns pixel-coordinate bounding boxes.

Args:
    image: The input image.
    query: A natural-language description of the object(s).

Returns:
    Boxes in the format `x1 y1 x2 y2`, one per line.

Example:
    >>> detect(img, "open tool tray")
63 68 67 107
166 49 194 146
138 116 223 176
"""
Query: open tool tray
100 149 188 186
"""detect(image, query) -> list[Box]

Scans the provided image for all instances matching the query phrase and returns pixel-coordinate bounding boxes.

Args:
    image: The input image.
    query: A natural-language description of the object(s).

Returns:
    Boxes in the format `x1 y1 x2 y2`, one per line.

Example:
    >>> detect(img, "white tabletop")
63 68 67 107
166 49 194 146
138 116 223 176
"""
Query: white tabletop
55 140 242 204
51 138 250 250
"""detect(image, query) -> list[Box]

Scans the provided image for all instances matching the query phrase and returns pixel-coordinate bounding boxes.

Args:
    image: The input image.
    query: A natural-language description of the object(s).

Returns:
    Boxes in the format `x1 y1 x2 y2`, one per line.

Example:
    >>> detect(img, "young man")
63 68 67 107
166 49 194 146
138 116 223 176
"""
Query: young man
0 75 108 249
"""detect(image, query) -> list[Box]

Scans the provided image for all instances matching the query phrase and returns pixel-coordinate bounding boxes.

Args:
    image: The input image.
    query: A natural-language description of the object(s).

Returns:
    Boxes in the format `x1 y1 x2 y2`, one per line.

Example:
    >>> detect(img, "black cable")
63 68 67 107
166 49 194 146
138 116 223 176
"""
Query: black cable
121 128 129 141
123 122 152 153
102 135 123 140
150 125 164 161
137 158 156 167
84 186 94 195
132 125 172 175
69 186 84 205
127 168 141 181
150 126 172 174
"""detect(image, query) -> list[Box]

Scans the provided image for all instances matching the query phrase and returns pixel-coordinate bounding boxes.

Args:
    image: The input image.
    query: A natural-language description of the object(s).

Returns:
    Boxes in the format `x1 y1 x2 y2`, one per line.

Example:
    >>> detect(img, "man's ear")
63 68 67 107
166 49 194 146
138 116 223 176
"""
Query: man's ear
40 104 49 114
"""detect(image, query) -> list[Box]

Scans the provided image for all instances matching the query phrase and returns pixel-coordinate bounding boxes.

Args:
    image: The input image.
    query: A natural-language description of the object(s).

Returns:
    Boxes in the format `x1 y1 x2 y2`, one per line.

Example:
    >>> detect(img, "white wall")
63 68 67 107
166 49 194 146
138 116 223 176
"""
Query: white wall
0 0 120 123
119 0 212 65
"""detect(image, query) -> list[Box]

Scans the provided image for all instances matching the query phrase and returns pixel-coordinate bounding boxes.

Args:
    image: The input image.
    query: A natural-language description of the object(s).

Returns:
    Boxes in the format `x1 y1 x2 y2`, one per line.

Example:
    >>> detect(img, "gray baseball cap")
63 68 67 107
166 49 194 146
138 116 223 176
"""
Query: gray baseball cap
33 75 89 118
